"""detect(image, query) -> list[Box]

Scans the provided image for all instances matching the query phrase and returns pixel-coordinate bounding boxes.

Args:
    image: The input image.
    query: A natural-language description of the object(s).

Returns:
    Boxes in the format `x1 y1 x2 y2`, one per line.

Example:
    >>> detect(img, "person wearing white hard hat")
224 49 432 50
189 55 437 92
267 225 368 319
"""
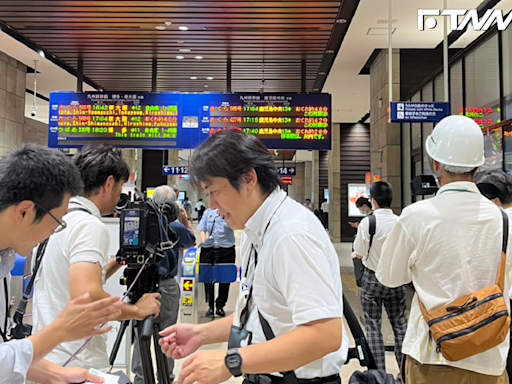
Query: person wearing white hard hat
376 115 512 383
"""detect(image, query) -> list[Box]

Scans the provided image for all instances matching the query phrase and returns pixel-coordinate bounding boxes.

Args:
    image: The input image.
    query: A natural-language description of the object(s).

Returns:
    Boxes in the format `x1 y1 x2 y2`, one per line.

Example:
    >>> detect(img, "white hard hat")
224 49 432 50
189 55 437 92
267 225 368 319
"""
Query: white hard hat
425 115 485 168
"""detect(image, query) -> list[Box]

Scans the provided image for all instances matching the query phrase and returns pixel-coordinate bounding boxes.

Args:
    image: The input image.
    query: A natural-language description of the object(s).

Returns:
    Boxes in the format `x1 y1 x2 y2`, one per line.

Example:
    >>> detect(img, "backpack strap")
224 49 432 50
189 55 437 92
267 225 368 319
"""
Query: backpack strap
368 214 376 255
496 209 509 292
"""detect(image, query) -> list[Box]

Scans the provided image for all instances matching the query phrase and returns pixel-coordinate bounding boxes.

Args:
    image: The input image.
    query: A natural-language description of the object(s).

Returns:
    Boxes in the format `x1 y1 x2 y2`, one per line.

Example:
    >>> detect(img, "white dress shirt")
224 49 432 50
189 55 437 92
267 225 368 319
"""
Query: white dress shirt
352 209 398 272
235 189 349 378
376 181 512 376
33 196 110 370
0 249 33 384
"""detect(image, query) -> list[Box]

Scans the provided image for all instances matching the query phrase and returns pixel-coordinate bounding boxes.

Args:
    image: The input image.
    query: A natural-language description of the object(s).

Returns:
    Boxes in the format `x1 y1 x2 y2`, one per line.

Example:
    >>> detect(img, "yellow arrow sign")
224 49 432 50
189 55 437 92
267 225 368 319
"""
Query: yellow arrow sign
183 280 193 291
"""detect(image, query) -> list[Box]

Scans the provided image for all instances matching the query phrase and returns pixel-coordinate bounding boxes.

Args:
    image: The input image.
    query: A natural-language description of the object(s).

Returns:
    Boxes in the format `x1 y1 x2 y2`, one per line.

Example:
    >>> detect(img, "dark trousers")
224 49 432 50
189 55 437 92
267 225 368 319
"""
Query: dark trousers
200 246 236 309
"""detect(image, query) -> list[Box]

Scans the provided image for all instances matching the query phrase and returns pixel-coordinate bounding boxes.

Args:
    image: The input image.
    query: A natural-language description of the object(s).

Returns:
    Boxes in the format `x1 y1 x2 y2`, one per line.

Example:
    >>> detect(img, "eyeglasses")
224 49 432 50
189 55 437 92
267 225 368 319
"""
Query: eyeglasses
34 202 67 233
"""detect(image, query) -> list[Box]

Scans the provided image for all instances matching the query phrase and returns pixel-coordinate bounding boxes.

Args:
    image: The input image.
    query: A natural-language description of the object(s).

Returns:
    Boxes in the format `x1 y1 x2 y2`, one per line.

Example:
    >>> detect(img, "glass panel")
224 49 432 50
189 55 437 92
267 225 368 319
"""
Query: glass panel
402 123 412 207
434 74 445 102
411 92 422 150
504 27 512 119
422 82 433 102
450 61 463 116
465 35 500 128
422 123 434 174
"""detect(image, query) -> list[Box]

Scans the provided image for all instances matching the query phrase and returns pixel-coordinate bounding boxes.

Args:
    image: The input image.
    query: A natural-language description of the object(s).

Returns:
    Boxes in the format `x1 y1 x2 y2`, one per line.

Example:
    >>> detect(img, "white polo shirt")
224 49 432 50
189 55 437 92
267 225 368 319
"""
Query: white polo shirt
237 189 349 379
376 181 512 376
353 209 398 272
32 196 110 370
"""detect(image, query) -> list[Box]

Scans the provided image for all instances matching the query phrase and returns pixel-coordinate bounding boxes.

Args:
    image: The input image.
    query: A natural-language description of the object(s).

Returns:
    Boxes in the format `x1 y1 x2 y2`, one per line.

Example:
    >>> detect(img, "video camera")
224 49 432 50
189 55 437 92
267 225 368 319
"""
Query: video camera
116 189 180 301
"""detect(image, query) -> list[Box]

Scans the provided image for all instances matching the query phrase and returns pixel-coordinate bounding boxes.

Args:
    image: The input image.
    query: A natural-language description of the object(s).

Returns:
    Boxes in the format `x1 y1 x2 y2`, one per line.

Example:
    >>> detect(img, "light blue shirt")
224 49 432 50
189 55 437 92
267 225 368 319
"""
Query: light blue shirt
198 209 235 248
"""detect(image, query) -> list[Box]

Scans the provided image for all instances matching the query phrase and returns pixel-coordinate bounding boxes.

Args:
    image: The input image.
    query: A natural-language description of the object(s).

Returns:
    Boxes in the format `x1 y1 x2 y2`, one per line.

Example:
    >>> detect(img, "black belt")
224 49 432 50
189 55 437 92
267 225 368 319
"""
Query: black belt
244 374 340 384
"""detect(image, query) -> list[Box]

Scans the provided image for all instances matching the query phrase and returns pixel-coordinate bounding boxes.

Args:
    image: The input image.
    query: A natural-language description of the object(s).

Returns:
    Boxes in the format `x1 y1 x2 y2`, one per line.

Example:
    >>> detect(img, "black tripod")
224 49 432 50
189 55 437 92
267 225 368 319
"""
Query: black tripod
109 265 171 384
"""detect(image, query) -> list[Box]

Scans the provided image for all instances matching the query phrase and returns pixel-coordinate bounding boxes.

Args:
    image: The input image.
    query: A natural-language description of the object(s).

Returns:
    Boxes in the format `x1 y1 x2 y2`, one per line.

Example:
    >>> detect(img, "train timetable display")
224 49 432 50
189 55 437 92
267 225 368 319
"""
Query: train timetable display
48 92 332 150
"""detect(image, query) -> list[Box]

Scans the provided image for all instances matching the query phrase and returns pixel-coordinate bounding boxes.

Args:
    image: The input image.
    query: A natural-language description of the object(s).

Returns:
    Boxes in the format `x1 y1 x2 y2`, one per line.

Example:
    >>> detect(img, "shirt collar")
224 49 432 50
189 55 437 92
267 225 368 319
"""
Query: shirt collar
437 181 481 195
372 208 393 215
69 196 102 218
244 188 287 247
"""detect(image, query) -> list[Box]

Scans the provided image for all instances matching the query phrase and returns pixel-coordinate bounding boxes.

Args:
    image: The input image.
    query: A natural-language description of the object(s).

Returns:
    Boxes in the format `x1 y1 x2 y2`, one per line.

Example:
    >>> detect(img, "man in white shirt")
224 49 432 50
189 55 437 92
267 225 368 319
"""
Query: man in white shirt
159 130 348 384
0 144 123 384
353 181 407 371
376 115 512 383
33 144 161 371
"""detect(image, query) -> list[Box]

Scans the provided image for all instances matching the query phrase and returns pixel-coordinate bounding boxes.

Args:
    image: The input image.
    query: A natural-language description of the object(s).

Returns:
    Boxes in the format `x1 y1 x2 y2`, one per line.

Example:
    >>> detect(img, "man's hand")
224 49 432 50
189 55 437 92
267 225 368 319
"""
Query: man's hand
134 293 162 320
53 293 123 342
53 367 105 384
159 323 203 359
356 255 363 260
178 351 231 384
348 222 359 229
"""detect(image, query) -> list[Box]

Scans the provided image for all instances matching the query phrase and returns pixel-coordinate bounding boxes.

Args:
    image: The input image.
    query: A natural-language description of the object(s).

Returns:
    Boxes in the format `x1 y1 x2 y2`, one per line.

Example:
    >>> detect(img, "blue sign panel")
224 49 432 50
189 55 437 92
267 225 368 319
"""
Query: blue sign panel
277 166 296 176
162 166 188 176
389 102 450 123
48 92 332 150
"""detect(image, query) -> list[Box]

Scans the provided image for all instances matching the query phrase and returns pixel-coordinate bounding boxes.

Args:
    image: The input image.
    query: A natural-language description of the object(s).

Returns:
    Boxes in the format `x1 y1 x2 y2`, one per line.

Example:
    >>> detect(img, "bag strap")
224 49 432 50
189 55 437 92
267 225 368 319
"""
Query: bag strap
257 310 298 381
496 209 509 291
368 214 376 254
419 208 510 318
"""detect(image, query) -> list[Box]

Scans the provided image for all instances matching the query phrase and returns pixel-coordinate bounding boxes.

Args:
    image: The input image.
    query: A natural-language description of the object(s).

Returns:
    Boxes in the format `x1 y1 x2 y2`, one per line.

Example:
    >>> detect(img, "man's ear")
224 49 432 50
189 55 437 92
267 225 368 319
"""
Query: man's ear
241 169 258 191
14 201 35 224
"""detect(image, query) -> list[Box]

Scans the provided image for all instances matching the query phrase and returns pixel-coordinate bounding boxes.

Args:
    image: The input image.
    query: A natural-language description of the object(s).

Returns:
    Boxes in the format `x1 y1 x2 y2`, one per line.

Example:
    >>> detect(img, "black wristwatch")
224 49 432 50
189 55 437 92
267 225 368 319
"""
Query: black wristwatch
225 348 243 377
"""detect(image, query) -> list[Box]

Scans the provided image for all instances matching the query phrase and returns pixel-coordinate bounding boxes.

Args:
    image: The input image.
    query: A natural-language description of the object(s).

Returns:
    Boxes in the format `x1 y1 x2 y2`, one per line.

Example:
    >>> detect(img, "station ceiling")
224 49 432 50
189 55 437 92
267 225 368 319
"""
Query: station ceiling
0 1 359 94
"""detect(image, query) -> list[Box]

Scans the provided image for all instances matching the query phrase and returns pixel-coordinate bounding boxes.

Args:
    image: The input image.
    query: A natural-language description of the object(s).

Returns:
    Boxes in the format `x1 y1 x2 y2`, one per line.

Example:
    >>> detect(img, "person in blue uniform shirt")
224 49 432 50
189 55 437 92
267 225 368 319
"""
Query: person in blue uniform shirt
198 208 236 317
0 144 122 384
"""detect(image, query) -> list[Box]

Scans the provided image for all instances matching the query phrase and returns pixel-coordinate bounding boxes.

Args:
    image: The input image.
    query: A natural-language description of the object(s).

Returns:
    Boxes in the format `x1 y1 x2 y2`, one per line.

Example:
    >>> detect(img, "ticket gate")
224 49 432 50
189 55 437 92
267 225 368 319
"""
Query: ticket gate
179 248 238 324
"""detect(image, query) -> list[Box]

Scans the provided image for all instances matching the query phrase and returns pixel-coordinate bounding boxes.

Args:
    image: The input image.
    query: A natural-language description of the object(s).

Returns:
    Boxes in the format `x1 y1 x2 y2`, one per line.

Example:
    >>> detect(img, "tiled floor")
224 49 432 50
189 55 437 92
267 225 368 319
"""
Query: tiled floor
118 227 404 383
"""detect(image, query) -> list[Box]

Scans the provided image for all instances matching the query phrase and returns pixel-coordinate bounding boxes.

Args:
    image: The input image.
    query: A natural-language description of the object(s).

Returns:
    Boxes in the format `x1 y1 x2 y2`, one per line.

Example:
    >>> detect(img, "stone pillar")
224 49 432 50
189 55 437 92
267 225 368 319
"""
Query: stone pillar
328 124 341 242
287 162 306 203
121 149 136 173
0 51 27 156
370 49 402 212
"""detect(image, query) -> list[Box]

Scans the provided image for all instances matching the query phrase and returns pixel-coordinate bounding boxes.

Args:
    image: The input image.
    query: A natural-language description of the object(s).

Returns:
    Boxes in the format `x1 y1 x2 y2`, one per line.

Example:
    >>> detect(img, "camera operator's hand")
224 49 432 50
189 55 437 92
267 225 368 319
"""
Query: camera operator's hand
159 324 202 359
53 293 123 342
134 292 162 320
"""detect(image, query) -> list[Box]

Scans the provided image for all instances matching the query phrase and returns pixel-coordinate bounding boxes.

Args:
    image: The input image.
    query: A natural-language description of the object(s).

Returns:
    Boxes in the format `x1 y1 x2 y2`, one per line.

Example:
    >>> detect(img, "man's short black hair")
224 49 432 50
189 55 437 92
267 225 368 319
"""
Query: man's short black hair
370 181 393 208
73 145 130 196
190 130 283 195
477 170 512 204
355 197 371 209
0 144 83 222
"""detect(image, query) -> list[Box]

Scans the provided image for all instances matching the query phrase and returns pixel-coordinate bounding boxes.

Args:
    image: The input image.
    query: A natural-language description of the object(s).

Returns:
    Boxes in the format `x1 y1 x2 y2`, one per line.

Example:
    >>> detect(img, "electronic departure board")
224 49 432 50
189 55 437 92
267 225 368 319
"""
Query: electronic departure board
48 92 332 150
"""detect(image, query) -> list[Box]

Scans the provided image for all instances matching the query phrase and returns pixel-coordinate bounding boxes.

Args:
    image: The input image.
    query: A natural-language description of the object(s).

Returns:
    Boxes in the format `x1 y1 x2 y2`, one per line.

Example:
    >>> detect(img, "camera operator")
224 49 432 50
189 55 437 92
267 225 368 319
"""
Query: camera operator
131 185 195 384
0 144 123 384
32 145 161 371
159 130 348 384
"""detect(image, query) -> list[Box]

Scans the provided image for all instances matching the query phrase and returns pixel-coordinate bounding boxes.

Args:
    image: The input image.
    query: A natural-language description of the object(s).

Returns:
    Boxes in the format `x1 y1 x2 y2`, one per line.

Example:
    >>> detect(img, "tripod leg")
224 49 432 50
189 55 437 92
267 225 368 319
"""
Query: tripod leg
136 320 156 384
109 320 130 368
153 320 171 384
